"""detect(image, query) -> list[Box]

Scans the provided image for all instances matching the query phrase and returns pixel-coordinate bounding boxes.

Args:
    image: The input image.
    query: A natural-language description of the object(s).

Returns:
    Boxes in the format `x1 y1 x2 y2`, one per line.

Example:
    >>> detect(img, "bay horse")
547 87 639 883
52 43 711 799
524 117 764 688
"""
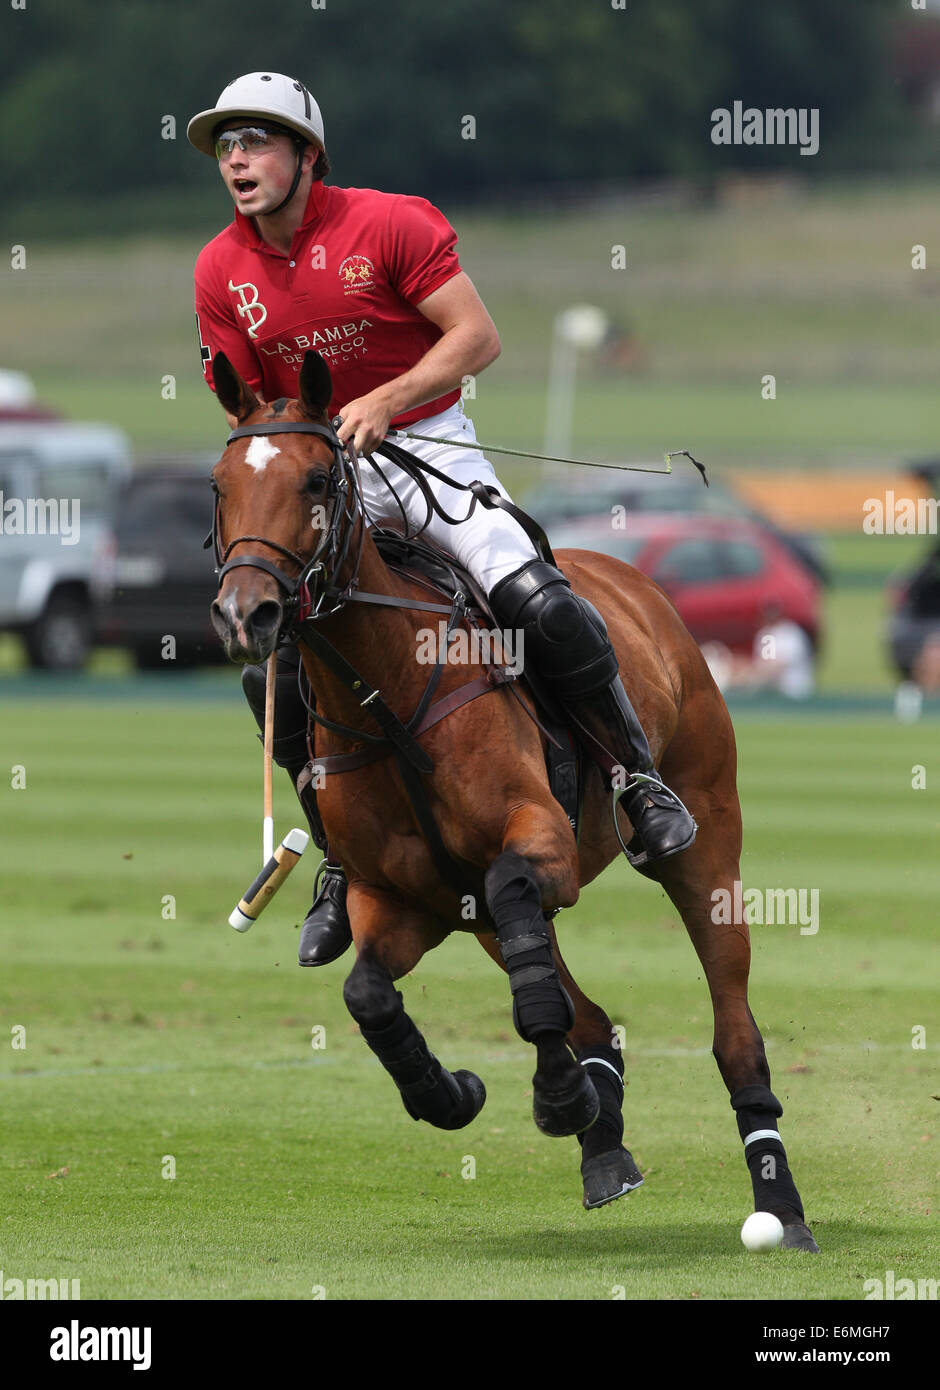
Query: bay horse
208 349 818 1250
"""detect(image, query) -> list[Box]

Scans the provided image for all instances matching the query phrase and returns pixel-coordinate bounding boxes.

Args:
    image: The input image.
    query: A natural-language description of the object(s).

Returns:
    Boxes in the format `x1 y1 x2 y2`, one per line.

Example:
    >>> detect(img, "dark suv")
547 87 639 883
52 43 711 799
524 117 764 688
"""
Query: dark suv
95 467 224 669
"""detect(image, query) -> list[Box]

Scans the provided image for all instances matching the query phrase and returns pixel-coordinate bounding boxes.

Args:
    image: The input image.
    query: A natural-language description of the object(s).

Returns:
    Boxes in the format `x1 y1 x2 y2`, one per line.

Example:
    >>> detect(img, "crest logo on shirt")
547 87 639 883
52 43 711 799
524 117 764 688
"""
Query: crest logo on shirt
339 255 376 295
227 279 268 339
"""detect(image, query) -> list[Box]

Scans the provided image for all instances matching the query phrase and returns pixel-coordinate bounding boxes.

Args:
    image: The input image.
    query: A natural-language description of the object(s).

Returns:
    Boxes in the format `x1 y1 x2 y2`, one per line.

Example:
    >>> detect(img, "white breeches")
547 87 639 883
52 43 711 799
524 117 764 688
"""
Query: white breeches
356 400 540 595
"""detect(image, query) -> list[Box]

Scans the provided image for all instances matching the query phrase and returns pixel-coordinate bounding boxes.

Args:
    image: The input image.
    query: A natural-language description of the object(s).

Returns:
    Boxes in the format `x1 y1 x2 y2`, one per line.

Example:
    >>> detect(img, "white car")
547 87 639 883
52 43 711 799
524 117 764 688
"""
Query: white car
0 420 132 670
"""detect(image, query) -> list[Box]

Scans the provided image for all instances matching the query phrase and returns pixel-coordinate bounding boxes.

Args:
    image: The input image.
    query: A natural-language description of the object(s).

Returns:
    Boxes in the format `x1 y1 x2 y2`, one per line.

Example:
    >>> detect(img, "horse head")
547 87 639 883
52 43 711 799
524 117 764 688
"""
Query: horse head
209 350 351 663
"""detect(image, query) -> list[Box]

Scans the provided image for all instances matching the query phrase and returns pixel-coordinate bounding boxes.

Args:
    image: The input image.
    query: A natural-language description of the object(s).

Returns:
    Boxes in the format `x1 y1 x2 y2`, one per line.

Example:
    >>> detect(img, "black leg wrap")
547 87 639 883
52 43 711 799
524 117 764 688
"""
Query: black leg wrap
731 1085 804 1223
576 1043 625 1160
485 852 575 1041
575 1043 644 1207
743 1142 804 1223
359 994 485 1131
730 1083 783 1144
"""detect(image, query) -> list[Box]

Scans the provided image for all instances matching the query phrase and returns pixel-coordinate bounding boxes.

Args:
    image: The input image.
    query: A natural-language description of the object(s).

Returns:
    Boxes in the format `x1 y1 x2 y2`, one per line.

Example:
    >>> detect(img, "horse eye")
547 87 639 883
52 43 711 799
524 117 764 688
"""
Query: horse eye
304 472 328 495
209 478 220 495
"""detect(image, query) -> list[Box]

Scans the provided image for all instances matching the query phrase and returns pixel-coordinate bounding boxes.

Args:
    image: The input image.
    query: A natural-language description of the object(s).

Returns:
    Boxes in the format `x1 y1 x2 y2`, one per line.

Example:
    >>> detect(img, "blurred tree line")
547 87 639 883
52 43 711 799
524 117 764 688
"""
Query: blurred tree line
0 0 930 235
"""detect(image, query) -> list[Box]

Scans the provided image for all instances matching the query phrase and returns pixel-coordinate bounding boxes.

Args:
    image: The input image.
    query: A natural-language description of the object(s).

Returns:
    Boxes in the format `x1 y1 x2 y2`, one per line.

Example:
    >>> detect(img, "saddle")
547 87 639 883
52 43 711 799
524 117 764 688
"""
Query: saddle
368 525 584 843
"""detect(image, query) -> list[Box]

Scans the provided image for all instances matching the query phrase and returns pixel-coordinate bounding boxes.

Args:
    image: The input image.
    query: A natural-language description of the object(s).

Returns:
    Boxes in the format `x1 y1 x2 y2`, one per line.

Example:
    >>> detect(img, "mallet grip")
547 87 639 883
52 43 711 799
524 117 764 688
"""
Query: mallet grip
229 827 309 932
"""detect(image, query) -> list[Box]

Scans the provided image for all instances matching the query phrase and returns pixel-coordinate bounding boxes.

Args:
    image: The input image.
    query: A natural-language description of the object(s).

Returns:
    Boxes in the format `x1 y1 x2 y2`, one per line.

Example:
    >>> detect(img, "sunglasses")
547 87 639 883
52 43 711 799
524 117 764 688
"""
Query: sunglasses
214 126 285 159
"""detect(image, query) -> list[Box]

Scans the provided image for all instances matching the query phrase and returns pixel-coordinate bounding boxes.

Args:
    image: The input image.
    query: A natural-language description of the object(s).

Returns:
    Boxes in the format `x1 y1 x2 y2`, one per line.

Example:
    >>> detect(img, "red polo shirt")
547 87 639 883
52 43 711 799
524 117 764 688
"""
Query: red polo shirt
194 180 463 425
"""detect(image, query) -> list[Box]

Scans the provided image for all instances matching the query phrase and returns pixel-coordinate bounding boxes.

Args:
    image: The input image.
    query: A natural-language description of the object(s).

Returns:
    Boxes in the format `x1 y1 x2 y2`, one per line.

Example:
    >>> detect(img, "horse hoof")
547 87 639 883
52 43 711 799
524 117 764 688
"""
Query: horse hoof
781 1222 820 1252
581 1147 644 1210
439 1070 486 1130
400 1069 486 1129
533 1070 599 1138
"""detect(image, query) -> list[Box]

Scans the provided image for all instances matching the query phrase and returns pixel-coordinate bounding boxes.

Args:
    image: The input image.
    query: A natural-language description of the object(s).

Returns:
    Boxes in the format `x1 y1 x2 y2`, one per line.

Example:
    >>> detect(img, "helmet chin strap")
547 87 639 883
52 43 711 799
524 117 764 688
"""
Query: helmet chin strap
264 140 307 216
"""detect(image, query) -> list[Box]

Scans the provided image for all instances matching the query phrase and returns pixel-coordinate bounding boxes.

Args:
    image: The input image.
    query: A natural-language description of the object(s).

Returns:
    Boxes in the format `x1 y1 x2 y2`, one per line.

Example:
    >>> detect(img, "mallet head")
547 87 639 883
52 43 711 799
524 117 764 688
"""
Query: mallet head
229 827 309 932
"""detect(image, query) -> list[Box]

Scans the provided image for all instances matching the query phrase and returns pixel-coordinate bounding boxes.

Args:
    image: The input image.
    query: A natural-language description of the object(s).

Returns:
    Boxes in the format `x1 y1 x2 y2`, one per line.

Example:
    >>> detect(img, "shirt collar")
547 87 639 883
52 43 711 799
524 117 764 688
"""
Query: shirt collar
233 179 330 250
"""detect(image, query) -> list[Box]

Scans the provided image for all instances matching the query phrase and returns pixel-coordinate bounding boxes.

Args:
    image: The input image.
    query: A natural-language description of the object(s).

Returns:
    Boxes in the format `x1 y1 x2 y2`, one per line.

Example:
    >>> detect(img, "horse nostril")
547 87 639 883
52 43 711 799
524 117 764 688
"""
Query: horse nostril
246 600 282 642
210 600 230 639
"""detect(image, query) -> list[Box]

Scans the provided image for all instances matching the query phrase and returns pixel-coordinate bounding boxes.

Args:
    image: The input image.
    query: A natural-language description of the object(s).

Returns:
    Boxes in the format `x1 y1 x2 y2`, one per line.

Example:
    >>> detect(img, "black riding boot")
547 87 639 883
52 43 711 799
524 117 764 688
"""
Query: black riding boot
241 646 352 965
489 559 696 868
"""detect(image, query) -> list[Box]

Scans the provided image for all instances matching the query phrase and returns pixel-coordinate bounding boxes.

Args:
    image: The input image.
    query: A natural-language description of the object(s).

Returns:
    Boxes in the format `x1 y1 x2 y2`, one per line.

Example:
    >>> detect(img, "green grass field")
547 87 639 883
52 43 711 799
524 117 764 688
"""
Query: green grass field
1 694 936 1300
2 181 936 1304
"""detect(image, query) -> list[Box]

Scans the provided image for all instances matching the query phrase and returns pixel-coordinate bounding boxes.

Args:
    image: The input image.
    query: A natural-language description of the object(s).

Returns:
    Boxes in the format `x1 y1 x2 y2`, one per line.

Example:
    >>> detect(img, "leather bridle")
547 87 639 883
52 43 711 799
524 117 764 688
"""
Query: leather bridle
207 418 364 629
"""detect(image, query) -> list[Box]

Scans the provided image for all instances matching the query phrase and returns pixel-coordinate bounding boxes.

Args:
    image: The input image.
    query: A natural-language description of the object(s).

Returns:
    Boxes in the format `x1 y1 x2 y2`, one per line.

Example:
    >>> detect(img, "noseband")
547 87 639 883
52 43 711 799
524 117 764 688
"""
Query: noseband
208 419 363 628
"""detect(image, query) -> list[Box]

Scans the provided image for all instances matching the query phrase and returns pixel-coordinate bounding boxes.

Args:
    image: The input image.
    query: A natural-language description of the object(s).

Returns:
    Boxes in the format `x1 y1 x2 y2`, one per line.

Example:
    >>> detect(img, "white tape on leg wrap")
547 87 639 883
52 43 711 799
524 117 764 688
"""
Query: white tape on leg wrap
579 1056 624 1088
743 1128 782 1147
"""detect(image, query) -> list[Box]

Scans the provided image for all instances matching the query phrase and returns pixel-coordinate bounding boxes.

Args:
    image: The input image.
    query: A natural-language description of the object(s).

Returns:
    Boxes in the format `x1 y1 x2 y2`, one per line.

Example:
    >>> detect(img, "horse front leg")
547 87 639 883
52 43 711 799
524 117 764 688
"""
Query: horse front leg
478 916 644 1207
657 821 820 1252
546 919 645 1208
342 887 486 1130
483 842 599 1138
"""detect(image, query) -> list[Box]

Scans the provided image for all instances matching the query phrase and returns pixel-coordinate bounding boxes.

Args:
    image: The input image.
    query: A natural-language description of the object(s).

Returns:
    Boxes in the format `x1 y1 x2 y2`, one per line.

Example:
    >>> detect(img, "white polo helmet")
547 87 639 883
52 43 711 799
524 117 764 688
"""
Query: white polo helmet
187 71 325 156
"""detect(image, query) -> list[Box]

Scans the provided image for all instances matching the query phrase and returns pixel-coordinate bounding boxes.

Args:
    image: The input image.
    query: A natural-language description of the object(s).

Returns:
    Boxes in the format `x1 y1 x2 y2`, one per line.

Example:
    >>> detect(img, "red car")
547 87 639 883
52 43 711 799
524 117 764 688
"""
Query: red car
549 513 822 656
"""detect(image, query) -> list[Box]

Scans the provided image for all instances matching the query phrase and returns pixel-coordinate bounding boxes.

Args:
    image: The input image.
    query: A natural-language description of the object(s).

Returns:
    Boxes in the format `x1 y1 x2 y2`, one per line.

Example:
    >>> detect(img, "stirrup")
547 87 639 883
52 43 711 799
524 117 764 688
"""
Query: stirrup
313 858 344 894
612 773 696 867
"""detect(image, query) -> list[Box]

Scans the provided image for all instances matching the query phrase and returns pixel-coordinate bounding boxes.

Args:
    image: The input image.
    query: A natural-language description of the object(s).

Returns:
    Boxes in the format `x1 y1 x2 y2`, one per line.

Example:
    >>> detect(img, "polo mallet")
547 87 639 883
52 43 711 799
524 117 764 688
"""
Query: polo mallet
229 651 309 932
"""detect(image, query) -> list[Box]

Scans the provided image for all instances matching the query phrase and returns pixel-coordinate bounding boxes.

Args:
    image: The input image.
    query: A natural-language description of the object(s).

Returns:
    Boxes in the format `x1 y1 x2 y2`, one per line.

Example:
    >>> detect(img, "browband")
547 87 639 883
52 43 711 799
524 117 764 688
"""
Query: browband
226 421 342 445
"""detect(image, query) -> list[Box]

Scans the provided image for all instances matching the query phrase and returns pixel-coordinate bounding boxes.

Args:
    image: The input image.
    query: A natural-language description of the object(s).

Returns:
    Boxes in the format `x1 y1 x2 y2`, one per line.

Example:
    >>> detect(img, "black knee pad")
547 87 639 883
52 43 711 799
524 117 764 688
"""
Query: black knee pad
489 561 618 696
533 586 588 645
484 852 574 1041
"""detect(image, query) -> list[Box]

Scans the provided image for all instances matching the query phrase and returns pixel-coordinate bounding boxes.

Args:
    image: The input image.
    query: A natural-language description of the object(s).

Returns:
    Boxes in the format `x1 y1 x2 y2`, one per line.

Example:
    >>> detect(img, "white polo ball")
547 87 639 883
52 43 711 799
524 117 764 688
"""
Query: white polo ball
741 1211 784 1251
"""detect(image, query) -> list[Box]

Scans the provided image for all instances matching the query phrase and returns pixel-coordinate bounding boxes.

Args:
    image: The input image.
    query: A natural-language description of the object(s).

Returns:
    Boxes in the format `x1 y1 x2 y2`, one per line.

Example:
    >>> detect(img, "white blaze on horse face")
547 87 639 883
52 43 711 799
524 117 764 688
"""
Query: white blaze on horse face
244 435 280 473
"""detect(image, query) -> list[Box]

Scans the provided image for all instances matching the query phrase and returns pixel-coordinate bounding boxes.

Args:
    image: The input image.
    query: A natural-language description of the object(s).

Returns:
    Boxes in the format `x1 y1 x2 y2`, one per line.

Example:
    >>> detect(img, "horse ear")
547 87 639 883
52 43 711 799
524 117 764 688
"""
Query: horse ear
213 352 261 422
298 350 333 419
